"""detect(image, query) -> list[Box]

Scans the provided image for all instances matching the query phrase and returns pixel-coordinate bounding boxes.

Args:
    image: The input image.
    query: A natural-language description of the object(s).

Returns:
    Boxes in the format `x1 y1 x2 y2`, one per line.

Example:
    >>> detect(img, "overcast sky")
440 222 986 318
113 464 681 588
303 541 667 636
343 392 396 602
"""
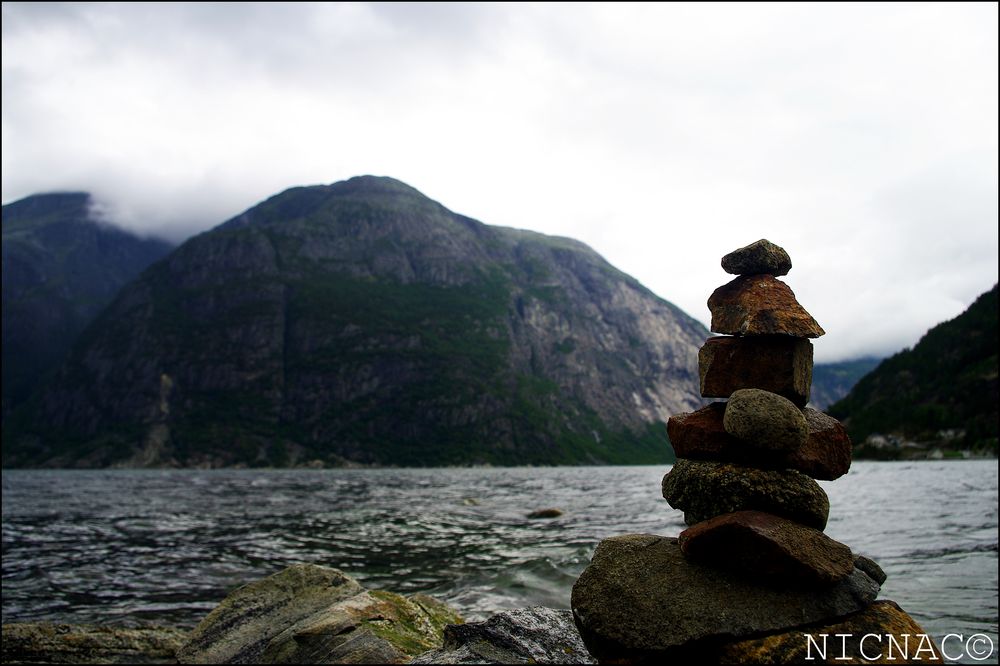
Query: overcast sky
3 2 997 362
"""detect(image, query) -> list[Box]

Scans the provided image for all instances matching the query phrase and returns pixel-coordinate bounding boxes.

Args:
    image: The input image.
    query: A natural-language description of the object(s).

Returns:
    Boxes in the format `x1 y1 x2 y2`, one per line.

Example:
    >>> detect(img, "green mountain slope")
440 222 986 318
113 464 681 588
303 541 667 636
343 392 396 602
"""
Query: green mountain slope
4 176 708 468
2 192 174 416
827 284 998 453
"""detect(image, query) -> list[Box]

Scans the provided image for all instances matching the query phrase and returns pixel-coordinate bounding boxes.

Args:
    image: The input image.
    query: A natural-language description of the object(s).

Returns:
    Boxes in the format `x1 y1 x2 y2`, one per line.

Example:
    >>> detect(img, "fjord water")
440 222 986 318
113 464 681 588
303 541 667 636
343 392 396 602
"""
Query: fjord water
3 462 997 660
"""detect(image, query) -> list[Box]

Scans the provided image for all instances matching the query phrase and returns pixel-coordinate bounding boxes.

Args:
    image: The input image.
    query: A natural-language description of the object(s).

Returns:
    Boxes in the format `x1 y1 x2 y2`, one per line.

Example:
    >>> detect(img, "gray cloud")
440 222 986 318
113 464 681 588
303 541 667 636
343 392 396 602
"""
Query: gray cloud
2 2 996 362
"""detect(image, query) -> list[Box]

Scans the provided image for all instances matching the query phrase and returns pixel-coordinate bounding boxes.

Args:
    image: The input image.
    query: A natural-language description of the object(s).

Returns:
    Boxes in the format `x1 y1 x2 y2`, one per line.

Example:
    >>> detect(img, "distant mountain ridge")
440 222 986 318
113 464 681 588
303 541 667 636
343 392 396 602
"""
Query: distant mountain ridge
828 284 998 452
4 176 708 468
808 357 881 411
2 192 174 416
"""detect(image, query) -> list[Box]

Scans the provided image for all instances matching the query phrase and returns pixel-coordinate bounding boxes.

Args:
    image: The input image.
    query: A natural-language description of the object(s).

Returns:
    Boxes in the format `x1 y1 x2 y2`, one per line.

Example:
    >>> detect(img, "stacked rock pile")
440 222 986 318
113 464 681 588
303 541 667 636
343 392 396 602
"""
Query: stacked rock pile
663 239 848 553
571 240 941 664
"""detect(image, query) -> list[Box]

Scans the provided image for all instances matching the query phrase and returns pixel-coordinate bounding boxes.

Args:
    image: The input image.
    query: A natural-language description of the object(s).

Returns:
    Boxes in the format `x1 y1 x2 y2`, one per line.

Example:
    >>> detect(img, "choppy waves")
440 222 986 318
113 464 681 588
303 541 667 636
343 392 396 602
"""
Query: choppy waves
3 461 997 654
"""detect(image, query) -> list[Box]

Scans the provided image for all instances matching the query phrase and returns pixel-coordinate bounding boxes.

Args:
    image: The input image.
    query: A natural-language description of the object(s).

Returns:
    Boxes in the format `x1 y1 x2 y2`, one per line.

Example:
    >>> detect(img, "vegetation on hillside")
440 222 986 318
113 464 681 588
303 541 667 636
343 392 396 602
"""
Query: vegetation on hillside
827 284 998 456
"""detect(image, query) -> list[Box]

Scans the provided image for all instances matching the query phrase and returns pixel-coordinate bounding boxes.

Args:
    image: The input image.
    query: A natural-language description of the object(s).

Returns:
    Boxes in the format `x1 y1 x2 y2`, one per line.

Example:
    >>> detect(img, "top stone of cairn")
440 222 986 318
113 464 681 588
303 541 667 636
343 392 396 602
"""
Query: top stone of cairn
722 239 792 277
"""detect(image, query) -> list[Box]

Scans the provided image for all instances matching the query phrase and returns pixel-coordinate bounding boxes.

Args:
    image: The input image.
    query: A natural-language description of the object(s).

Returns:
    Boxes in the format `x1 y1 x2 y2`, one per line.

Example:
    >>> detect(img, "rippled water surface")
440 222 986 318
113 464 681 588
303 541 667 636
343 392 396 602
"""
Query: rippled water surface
3 461 997 661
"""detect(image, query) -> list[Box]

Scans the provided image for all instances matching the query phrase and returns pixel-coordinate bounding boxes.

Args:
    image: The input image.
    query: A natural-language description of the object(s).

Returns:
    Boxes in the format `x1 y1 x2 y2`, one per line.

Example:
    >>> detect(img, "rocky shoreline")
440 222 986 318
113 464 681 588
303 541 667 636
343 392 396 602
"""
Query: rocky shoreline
2 564 594 665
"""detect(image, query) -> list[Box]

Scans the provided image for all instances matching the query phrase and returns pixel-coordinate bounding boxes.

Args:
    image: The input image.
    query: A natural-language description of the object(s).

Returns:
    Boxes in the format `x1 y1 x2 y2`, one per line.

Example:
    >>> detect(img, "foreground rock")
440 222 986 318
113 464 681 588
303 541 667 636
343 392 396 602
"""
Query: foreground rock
661 459 830 529
176 563 462 664
571 534 880 663
412 607 595 664
1 623 186 664
678 510 854 586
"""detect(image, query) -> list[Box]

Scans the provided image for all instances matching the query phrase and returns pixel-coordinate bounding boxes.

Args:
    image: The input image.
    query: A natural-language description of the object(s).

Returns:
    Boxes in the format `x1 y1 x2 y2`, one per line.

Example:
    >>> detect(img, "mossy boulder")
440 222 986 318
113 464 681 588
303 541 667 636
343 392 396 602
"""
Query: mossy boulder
0 623 186 664
176 563 462 664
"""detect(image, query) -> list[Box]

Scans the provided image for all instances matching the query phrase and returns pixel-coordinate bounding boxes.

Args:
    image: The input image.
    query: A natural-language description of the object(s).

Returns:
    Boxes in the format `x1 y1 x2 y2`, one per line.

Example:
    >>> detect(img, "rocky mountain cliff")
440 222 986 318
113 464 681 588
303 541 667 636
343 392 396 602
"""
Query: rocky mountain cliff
2 193 174 416
4 176 708 467
827 284 998 452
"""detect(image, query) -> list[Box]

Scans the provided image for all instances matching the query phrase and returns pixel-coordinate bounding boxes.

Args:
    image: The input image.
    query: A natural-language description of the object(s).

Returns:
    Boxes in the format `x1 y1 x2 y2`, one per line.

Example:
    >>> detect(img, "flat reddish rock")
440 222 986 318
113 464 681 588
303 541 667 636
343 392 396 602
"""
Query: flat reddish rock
708 275 825 338
678 510 855 586
667 405 852 480
721 239 792 277
699 335 812 406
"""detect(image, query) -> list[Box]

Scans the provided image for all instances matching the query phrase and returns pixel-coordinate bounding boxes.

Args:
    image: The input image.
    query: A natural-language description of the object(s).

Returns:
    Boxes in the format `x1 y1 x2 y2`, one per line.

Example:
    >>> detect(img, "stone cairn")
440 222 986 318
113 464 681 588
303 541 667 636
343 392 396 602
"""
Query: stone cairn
572 240 941 663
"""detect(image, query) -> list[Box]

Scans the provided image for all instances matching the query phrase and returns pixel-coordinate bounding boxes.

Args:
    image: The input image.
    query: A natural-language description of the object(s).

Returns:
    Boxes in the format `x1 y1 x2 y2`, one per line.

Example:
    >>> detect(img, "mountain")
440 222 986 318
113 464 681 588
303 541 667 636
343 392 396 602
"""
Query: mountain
2 192 174 416
827 284 998 453
3 176 708 468
808 357 881 411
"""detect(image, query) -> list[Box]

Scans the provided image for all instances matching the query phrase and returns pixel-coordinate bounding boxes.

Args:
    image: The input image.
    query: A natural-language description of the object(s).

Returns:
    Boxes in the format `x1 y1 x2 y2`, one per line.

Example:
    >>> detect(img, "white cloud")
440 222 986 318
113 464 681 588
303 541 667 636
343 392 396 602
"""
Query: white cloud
2 2 997 362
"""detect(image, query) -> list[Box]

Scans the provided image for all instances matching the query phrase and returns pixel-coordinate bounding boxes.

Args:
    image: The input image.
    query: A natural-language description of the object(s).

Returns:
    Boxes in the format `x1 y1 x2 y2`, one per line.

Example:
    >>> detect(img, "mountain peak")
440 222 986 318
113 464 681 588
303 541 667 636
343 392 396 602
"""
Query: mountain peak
220 175 447 232
2 192 174 416
5 178 709 468
2 191 92 230
328 175 427 198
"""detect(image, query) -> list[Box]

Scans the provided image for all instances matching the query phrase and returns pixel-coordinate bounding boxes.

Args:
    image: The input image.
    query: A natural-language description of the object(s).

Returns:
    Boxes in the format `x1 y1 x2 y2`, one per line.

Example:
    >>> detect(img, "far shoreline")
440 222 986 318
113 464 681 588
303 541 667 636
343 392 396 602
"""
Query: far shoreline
2 457 997 473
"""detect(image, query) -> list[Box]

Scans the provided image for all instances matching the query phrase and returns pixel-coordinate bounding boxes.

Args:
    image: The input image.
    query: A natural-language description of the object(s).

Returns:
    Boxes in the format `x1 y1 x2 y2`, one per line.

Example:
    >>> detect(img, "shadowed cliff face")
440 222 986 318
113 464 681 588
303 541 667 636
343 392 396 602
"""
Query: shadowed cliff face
5 176 708 468
1 192 174 417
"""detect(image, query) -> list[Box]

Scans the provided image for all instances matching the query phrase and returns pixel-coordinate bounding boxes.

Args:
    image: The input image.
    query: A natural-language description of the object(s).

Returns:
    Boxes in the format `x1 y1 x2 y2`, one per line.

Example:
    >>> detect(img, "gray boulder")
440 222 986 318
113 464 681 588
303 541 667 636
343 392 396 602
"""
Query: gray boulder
723 388 809 452
412 607 595 664
721 239 792 276
571 534 881 663
661 459 830 530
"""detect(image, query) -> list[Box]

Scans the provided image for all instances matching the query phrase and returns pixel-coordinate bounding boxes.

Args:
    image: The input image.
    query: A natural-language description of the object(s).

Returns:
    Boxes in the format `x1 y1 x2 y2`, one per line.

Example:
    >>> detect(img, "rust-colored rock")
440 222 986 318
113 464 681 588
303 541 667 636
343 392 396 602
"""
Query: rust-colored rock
721 239 792 277
699 335 812 406
714 600 943 664
667 402 733 459
678 510 855 586
708 275 825 338
667 404 851 480
798 408 852 480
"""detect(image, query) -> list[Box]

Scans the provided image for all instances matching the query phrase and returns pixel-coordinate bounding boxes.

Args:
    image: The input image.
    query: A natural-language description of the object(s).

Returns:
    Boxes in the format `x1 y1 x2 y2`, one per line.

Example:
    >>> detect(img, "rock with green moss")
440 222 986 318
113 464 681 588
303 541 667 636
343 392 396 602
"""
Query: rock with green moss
0 623 187 664
176 563 462 664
